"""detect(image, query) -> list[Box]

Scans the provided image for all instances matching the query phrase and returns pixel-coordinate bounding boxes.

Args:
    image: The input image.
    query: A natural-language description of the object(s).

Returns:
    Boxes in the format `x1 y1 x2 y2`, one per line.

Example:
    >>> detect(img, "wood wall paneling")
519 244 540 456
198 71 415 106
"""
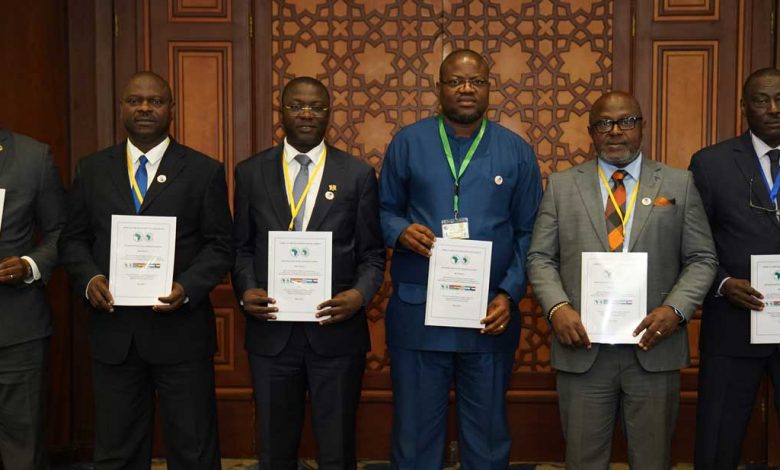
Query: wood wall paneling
654 0 719 21
170 0 231 22
651 42 717 168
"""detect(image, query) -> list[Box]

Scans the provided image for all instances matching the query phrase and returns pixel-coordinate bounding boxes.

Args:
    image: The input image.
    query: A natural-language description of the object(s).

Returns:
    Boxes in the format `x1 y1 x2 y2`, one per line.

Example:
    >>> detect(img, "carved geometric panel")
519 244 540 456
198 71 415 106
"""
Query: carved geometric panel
654 0 719 21
652 41 718 169
169 0 231 22
272 0 613 379
214 308 236 370
168 42 234 167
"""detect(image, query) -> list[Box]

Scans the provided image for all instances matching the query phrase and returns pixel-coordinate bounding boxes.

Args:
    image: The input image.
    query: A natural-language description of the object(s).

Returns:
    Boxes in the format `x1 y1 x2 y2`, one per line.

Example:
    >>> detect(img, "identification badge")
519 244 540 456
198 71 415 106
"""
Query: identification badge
441 217 469 239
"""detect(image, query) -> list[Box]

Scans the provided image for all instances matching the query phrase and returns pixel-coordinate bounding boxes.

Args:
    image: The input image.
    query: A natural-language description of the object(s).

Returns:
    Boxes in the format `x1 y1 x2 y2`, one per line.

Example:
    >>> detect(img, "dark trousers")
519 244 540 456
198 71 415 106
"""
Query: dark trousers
249 324 365 470
0 338 49 470
92 341 221 470
388 348 514 470
695 350 780 469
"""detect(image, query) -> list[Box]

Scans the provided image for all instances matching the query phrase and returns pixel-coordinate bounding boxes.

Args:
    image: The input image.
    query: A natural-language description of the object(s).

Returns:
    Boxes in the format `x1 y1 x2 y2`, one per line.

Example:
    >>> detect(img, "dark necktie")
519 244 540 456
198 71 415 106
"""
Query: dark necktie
292 154 312 231
769 149 780 183
605 170 627 252
133 155 149 213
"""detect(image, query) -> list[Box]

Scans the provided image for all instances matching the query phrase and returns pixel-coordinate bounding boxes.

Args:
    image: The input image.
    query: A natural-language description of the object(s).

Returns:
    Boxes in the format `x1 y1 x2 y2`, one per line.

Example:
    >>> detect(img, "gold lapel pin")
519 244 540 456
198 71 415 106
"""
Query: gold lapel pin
328 184 337 191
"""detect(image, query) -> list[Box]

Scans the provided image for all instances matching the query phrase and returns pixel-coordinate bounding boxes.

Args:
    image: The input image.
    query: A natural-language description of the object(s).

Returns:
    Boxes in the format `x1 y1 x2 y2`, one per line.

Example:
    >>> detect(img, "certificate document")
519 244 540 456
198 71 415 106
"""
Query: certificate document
267 231 332 322
425 238 492 329
109 215 176 306
751 255 780 344
580 252 647 344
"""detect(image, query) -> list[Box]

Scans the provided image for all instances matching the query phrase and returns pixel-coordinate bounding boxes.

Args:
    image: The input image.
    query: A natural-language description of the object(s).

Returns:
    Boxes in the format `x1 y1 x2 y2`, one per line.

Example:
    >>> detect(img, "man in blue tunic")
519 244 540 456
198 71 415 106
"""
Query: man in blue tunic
379 49 543 469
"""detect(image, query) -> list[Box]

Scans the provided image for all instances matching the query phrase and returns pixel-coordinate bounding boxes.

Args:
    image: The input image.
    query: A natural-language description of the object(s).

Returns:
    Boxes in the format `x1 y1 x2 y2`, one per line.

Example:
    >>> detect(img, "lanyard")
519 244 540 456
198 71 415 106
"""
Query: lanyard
437 115 487 218
282 147 327 231
597 165 640 236
126 148 145 205
759 159 780 203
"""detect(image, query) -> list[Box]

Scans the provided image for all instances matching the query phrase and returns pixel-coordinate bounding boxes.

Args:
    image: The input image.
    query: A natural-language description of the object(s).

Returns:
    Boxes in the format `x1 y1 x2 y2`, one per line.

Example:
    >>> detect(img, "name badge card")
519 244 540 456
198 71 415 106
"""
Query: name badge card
441 217 469 239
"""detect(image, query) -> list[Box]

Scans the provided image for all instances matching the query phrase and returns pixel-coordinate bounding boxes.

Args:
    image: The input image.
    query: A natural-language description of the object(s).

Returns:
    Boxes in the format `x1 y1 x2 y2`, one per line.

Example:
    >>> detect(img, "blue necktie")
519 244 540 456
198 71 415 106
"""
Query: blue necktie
292 154 312 231
133 155 148 213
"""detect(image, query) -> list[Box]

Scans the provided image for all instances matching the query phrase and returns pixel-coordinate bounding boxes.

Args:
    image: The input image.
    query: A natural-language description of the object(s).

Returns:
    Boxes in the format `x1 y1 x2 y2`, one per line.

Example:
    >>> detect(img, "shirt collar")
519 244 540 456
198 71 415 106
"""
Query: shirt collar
127 137 170 165
598 153 643 182
750 131 780 159
283 139 325 165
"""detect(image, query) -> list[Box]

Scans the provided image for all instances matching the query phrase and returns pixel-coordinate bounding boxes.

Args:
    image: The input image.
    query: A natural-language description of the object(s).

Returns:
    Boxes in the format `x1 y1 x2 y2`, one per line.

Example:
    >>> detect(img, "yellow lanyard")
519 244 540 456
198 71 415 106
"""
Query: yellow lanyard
597 165 640 236
126 147 145 204
282 147 327 231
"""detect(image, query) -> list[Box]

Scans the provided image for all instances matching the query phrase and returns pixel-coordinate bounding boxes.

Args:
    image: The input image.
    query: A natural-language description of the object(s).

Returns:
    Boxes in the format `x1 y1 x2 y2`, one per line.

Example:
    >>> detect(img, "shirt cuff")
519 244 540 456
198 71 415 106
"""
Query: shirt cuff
20 256 40 284
716 277 730 297
667 305 686 324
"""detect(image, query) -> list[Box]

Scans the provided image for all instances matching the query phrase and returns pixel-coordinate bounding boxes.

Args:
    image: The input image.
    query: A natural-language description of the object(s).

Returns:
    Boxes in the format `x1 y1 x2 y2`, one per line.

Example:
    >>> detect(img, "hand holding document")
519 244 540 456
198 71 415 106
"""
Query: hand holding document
580 252 647 344
425 238 492 329
109 215 176 306
267 231 332 322
751 255 780 344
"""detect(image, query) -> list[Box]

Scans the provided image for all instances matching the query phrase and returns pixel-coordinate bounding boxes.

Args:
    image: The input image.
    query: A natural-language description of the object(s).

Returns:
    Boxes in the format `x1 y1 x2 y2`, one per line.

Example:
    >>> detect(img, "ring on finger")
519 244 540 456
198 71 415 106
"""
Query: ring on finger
655 330 663 336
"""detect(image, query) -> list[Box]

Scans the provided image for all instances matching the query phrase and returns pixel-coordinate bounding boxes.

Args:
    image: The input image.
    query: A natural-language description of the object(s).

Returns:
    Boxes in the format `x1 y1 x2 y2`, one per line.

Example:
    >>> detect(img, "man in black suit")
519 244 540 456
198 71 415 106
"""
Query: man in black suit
59 72 233 470
233 76 385 470
690 67 780 469
0 129 65 469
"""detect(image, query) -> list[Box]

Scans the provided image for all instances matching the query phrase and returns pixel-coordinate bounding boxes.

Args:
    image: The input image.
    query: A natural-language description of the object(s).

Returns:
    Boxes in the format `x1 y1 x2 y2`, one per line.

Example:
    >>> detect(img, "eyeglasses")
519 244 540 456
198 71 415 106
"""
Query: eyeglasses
748 176 780 215
590 116 643 134
283 104 329 115
441 78 490 89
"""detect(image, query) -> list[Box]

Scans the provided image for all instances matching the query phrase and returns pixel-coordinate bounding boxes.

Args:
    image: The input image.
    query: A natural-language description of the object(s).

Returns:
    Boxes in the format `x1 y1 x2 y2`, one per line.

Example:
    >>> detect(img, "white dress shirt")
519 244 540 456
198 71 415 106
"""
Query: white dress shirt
282 138 326 231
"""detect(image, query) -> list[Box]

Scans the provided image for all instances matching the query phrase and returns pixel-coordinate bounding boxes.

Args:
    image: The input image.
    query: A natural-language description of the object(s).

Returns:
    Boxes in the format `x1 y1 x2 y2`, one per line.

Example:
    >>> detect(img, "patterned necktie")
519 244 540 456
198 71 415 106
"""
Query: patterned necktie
768 149 780 184
133 155 149 213
605 170 627 252
292 154 312 231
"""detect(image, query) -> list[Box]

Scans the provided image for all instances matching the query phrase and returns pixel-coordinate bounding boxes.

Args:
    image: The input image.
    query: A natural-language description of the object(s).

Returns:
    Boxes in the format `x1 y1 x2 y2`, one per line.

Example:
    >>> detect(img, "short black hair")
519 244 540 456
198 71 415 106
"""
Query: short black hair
281 76 330 104
439 49 489 79
743 68 780 98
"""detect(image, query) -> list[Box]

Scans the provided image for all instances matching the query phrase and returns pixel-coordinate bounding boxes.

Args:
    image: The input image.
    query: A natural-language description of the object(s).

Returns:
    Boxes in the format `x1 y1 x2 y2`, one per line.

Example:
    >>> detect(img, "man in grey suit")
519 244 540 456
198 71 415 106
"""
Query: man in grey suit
0 129 65 469
527 91 717 469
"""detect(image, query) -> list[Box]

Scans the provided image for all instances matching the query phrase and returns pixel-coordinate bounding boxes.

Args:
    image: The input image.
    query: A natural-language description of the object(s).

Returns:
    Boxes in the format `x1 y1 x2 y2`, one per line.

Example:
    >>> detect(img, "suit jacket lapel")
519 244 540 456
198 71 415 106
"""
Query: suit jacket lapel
306 147 344 231
733 132 780 229
628 158 662 251
574 159 610 251
0 129 13 177
139 138 186 213
263 145 293 228
108 141 136 213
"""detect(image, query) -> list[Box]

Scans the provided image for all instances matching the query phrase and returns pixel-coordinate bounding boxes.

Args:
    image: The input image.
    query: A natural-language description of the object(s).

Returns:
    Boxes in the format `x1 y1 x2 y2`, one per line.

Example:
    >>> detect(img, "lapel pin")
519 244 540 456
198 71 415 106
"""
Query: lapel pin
157 175 167 183
642 197 651 206
494 175 503 185
328 184 337 191
0 144 4 152
325 191 335 200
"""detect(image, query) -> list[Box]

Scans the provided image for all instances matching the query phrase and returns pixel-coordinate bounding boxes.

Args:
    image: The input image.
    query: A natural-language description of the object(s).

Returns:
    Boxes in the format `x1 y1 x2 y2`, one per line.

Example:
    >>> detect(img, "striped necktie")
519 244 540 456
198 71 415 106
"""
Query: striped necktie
605 170 627 252
133 155 148 213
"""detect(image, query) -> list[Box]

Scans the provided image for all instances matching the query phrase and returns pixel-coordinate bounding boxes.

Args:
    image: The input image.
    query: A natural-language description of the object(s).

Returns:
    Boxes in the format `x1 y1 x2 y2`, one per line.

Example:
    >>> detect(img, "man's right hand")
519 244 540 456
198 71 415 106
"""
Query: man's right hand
722 277 764 311
242 288 277 320
87 275 114 312
398 223 435 257
551 304 591 349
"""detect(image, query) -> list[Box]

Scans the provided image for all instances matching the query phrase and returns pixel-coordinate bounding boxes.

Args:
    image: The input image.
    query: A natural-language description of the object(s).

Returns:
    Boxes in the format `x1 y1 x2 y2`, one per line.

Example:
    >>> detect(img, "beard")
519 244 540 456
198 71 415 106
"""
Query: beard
598 148 640 167
445 108 483 125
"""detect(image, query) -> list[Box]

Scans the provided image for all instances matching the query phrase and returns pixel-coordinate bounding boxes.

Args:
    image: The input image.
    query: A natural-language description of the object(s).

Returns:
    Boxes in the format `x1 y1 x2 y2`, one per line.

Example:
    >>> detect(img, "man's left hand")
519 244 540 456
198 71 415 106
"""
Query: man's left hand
633 305 680 351
155 282 186 312
481 292 512 335
0 257 30 285
316 289 364 326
